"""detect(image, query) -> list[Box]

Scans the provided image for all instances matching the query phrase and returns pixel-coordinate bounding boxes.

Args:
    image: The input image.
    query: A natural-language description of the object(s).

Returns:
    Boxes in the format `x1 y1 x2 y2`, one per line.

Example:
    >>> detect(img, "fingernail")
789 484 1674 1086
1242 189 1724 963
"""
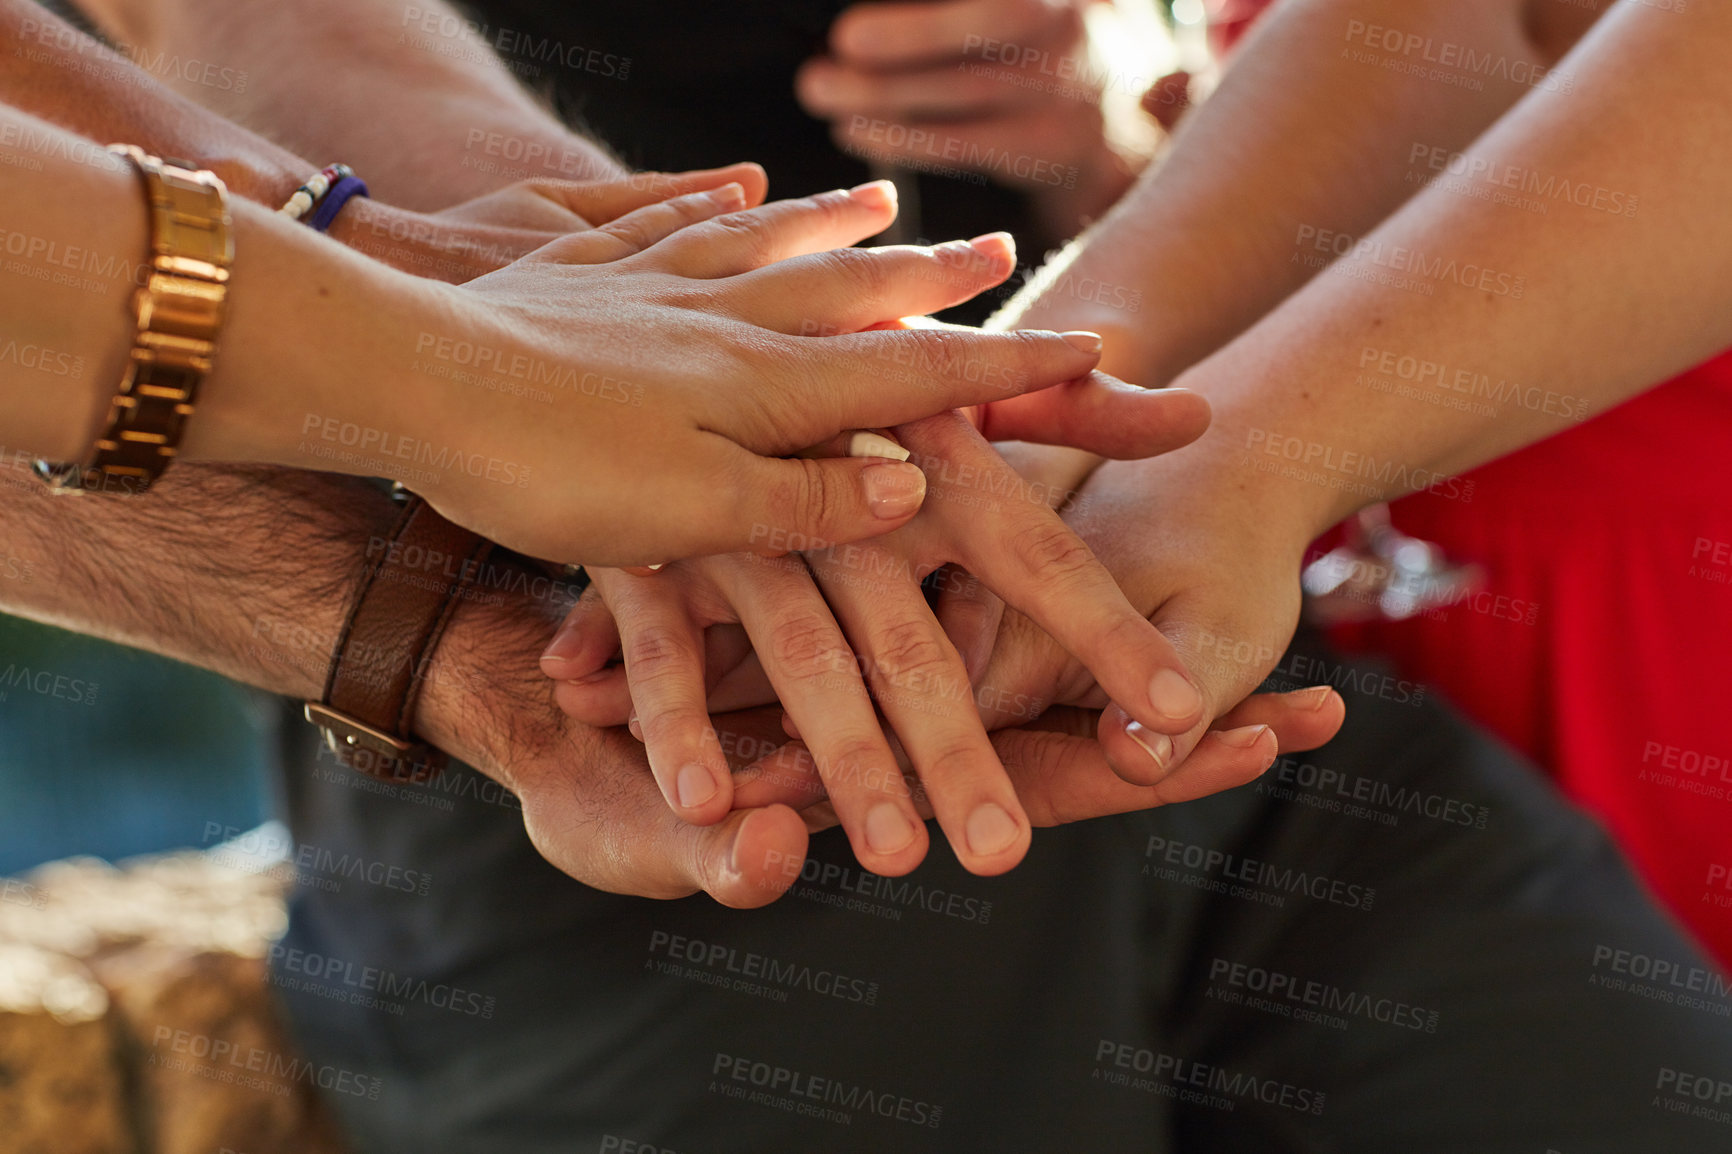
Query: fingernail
849 179 897 213
677 763 717 809
627 714 642 741
865 802 918 855
966 802 1020 856
1149 668 1203 724
967 231 1015 262
862 460 926 520
803 67 837 104
1061 330 1104 355
540 623 583 664
1292 685 1334 710
646 563 665 571
848 431 910 461
1212 724 1270 749
1126 721 1172 776
709 182 747 210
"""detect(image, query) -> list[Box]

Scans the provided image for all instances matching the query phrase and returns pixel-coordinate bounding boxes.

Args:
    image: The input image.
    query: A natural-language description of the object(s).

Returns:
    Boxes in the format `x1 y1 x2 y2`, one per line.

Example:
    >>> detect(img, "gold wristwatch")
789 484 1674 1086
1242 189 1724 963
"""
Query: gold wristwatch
35 145 233 496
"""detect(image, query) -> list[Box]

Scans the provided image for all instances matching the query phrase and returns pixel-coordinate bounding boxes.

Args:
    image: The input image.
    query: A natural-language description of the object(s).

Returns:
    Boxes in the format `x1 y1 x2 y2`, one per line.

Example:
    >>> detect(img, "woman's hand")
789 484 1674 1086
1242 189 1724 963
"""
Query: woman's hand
278 181 1112 567
963 437 1334 788
329 164 771 283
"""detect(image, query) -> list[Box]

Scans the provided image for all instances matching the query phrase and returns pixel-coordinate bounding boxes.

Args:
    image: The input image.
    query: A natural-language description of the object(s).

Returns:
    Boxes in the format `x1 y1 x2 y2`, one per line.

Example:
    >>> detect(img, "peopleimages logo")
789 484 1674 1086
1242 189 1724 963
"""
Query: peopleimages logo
648 931 880 1006
1093 1040 1326 1115
1144 835 1375 911
1207 958 1440 1033
764 851 993 924
1295 224 1526 298
267 943 496 1019
150 1027 380 1100
711 1054 943 1128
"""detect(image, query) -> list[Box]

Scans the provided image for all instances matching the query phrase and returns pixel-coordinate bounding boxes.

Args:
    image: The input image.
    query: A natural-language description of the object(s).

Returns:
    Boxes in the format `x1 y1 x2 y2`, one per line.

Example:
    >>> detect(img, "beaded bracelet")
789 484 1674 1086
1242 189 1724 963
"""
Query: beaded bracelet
279 163 371 232
279 163 351 221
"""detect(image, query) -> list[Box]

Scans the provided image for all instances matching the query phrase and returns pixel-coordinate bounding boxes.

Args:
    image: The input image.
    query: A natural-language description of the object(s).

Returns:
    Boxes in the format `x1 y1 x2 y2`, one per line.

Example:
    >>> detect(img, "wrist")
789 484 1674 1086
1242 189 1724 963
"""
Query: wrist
183 198 456 477
414 557 569 795
329 199 505 284
1096 418 1337 558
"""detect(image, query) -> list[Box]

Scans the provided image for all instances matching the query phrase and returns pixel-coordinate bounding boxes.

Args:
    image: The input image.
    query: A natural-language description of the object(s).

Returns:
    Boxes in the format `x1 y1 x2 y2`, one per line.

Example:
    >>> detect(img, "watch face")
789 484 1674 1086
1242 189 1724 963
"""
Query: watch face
32 460 151 497
32 459 88 494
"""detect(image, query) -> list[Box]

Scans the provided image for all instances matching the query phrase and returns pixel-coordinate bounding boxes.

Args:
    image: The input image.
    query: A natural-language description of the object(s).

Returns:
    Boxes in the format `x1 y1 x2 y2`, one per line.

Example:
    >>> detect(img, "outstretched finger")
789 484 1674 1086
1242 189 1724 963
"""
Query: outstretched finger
721 232 1016 335
552 163 768 223
639 182 902 279
600 571 735 825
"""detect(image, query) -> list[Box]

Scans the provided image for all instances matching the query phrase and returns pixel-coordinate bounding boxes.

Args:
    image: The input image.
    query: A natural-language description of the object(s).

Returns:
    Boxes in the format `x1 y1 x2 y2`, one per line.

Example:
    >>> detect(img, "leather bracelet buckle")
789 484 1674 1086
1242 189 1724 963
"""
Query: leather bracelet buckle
303 702 447 784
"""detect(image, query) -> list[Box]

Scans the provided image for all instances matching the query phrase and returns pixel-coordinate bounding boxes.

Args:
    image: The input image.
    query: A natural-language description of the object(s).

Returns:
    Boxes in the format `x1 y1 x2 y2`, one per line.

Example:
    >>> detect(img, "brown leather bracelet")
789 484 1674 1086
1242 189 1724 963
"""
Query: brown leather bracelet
304 494 493 784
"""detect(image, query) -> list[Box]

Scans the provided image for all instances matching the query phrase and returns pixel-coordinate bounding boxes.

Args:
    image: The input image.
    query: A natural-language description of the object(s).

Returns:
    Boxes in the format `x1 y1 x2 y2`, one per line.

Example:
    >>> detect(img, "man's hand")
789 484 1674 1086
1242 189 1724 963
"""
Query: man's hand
415 582 814 907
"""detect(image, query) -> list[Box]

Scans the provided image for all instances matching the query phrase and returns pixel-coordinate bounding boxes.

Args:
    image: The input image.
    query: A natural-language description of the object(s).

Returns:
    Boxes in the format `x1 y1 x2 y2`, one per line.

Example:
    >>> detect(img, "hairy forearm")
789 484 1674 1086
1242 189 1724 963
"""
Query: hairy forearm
1178 0 1732 530
997 0 1555 387
73 0 623 207
0 457 389 697
0 453 552 791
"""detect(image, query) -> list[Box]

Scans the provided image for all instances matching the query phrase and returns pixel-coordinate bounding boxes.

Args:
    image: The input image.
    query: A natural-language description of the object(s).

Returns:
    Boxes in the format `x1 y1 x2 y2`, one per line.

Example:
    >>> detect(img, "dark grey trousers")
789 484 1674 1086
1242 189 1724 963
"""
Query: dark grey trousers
271 640 1732 1152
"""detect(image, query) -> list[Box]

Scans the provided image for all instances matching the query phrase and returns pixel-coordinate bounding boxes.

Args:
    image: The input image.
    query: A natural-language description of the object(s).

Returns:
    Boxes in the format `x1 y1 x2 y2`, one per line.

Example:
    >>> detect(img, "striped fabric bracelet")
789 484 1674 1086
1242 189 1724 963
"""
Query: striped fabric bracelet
307 174 370 233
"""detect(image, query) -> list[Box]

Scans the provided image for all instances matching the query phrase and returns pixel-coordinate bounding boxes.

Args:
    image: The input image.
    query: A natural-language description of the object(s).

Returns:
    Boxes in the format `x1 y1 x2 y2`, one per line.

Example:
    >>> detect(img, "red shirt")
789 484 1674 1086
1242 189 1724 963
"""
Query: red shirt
1331 359 1732 963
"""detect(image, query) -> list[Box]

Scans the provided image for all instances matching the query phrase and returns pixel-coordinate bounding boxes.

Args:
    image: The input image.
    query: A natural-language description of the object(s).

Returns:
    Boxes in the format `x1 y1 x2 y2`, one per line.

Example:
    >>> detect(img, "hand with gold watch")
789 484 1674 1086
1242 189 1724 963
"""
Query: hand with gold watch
1 102 1141 572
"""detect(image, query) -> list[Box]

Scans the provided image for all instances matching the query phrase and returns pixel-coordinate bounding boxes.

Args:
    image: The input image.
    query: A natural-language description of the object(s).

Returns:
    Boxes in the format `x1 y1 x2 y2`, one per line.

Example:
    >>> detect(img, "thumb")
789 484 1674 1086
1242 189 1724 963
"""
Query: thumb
713 451 931 554
977 375 1212 460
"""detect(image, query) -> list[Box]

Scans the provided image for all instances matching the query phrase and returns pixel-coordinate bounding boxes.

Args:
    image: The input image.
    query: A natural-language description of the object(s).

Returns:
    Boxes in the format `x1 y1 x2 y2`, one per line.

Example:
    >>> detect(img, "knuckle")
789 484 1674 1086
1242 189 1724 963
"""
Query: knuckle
765 613 851 682
707 209 776 266
623 627 698 682
599 214 655 254
871 618 953 683
913 740 988 794
906 327 965 376
1007 519 1100 589
816 247 891 303
773 457 842 536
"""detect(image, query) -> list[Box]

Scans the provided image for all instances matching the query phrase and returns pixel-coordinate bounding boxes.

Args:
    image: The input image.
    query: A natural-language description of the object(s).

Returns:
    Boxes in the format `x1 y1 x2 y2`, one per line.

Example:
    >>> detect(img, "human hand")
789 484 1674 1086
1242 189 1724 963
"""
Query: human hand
797 0 1157 228
327 164 770 283
541 408 1316 878
371 184 1111 566
959 436 1335 788
413 563 813 907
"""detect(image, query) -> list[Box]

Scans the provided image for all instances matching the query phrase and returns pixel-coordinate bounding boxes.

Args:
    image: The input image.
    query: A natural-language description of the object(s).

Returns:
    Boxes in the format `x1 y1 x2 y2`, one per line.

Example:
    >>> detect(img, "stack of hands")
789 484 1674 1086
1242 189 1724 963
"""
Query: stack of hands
420 164 1345 902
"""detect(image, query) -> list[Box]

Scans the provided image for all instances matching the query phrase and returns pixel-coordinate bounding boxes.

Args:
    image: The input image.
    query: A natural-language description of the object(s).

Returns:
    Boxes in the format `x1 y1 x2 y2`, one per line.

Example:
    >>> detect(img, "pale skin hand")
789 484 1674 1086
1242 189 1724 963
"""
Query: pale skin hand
0 107 1109 564
0 0 764 286
948 0 1731 789
797 0 1161 240
544 405 1229 878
